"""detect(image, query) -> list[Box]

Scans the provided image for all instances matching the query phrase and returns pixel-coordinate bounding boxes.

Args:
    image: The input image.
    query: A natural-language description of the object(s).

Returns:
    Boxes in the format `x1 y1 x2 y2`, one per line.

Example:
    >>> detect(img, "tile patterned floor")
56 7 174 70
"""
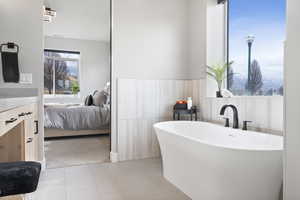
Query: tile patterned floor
44 135 110 169
30 158 190 200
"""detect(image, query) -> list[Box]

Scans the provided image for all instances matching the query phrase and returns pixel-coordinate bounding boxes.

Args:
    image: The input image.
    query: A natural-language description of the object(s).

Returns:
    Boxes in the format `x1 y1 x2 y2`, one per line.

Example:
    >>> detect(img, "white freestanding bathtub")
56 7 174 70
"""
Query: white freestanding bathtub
154 121 283 200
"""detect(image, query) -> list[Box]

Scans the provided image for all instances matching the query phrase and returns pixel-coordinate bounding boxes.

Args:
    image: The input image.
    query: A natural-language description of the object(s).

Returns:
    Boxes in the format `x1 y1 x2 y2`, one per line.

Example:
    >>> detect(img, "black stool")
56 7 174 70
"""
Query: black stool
173 106 198 121
0 162 41 197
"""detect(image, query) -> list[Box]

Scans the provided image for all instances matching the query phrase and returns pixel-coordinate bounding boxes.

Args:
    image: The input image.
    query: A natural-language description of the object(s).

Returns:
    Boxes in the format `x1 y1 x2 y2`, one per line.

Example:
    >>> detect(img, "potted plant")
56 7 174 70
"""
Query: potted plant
207 62 233 98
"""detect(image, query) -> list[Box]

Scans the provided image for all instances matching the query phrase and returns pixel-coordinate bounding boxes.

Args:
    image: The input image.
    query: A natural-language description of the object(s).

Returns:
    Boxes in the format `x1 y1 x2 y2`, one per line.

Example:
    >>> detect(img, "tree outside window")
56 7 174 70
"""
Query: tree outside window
44 50 80 96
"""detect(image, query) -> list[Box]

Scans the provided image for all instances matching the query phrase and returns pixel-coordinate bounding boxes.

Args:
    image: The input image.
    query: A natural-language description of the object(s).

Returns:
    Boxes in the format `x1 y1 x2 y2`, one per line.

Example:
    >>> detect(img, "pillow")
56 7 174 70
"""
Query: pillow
92 91 107 106
84 95 93 106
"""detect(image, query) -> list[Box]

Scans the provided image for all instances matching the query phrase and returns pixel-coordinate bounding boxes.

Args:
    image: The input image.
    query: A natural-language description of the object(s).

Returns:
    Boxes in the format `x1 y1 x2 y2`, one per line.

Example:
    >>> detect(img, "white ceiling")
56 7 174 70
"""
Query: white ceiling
44 0 110 41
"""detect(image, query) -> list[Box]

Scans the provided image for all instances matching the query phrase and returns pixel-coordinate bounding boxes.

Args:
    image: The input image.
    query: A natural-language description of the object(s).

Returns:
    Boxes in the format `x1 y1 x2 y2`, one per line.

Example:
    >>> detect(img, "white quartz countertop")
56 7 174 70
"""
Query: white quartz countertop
0 96 38 113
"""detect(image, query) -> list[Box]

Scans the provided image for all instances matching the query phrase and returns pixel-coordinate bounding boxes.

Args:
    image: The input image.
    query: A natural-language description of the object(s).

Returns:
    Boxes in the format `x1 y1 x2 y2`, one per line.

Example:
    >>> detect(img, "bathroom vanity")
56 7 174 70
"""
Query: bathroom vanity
0 97 40 200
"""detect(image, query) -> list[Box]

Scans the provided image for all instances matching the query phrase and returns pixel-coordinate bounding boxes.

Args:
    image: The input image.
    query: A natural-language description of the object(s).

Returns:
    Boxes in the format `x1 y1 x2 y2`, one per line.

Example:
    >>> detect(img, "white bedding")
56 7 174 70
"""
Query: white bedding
44 104 110 130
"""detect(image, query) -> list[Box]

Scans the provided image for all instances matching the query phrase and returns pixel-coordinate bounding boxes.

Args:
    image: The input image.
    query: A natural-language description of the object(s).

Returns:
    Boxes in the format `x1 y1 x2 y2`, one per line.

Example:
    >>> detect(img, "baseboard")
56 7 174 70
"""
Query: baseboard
110 151 119 163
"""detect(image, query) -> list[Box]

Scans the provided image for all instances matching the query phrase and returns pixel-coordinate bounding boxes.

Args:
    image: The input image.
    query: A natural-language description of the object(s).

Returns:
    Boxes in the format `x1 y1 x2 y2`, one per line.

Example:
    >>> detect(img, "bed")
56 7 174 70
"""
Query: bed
44 104 110 138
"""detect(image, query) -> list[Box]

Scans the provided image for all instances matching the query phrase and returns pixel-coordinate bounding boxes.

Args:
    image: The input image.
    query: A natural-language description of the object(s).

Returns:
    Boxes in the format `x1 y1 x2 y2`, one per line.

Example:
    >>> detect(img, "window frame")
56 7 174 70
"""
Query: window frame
225 0 230 89
44 49 81 97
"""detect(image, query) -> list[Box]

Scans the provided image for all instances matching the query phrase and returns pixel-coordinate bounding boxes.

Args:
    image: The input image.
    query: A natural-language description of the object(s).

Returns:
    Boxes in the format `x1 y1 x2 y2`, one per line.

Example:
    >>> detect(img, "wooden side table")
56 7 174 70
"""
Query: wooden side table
173 106 198 121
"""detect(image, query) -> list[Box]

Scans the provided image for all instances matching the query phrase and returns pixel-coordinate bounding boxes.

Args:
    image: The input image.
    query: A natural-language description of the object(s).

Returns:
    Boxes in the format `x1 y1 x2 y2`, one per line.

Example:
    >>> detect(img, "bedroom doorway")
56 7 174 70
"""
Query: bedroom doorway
42 0 111 169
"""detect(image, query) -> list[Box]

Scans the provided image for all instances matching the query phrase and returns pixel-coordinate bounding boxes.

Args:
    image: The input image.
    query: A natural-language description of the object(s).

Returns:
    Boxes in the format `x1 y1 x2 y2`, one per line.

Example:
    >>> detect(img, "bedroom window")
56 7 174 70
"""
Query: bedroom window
44 50 80 96
226 0 285 96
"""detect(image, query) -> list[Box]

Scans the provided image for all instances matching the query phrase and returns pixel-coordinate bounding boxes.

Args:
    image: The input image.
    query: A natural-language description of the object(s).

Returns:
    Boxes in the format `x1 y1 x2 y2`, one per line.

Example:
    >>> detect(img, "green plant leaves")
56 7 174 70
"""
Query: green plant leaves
206 62 234 91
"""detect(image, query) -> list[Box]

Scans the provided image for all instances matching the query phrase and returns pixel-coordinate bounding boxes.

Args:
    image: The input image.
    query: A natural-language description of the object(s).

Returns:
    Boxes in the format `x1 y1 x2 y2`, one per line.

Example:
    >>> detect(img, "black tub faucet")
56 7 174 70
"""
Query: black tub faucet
220 104 239 129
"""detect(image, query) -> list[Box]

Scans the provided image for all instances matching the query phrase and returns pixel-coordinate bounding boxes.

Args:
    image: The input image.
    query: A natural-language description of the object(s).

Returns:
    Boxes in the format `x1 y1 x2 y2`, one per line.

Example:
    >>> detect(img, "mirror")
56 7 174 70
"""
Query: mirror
43 0 111 169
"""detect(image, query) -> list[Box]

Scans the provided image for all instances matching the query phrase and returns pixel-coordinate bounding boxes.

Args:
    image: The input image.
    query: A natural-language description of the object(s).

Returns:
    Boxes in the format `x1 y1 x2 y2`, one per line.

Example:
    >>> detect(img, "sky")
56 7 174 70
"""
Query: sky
229 0 286 82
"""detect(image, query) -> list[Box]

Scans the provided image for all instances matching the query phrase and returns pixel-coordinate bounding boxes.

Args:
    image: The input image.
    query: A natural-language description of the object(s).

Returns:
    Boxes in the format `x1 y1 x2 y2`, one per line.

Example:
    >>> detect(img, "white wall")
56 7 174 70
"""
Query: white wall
188 0 207 80
44 0 110 41
284 0 300 198
206 0 225 97
113 0 190 80
44 36 110 104
117 79 201 161
111 0 197 154
202 96 283 134
187 0 225 96
0 0 44 162
206 0 225 67
0 0 43 89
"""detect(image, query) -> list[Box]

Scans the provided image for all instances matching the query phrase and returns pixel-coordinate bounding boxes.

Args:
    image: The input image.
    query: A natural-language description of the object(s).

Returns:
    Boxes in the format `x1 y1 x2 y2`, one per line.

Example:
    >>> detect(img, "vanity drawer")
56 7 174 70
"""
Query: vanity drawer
0 105 35 137
0 108 23 137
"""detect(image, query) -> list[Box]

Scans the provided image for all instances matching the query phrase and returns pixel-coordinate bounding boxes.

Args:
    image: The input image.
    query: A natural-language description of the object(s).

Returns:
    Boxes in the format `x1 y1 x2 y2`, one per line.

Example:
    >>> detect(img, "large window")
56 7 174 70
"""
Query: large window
44 50 80 96
227 0 286 96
